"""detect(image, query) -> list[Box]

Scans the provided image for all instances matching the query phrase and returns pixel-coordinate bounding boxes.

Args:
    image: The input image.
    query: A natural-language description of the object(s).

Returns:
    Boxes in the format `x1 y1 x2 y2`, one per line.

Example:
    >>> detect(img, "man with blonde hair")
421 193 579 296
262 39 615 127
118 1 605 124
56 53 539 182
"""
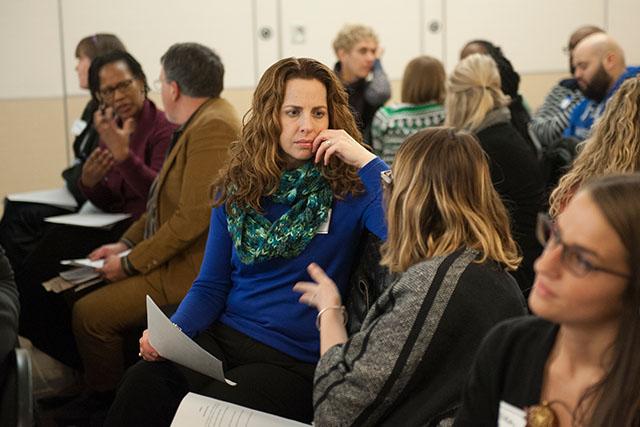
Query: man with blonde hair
333 24 391 145
564 32 640 140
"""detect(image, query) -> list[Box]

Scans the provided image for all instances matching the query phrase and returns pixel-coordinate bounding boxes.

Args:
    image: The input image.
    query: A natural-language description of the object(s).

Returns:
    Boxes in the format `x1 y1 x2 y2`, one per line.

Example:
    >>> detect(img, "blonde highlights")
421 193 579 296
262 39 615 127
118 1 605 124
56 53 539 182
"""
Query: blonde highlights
445 53 510 132
332 24 378 55
549 76 640 217
212 57 365 211
380 127 521 272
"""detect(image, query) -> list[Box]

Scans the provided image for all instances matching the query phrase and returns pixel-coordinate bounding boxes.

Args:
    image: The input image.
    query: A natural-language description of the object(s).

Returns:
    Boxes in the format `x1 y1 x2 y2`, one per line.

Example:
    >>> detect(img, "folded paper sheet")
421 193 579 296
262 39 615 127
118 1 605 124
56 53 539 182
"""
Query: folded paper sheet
146 296 236 386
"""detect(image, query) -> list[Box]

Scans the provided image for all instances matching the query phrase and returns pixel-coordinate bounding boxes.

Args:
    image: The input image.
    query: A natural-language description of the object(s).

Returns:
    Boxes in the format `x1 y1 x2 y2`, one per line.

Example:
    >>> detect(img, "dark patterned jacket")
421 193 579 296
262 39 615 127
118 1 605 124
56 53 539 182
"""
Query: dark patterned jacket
314 249 526 426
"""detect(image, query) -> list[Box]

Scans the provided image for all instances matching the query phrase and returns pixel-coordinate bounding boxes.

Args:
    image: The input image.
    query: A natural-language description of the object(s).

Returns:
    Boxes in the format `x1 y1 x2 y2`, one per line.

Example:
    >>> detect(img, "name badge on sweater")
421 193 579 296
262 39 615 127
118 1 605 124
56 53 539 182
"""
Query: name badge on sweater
71 119 88 136
316 209 332 234
498 401 527 427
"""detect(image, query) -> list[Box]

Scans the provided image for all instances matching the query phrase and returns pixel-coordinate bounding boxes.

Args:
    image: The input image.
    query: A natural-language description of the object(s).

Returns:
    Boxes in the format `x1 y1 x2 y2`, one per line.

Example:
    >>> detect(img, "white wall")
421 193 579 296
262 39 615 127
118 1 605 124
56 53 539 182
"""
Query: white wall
0 0 639 203
2 0 639 101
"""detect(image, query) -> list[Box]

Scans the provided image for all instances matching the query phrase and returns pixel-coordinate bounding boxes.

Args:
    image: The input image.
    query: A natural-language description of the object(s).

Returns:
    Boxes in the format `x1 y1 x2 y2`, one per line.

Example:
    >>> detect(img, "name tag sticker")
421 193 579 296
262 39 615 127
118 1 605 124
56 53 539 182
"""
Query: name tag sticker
316 209 332 234
560 97 572 109
71 119 88 136
498 401 527 427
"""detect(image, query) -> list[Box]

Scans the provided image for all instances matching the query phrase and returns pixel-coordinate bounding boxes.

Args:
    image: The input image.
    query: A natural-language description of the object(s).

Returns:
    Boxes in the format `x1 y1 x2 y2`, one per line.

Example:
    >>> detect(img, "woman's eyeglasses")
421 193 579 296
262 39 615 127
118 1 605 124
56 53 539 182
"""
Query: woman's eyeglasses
536 213 630 279
99 78 135 100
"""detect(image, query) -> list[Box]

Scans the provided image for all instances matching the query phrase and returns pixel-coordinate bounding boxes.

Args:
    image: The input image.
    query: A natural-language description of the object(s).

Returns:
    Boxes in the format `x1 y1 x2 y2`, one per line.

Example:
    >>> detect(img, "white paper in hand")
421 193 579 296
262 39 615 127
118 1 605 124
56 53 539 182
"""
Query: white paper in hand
61 249 131 269
146 296 236 386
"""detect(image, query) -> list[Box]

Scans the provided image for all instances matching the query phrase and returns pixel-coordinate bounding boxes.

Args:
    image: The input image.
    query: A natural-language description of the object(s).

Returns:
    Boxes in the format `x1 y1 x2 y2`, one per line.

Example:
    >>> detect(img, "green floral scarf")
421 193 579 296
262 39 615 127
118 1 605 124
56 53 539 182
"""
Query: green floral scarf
227 162 333 264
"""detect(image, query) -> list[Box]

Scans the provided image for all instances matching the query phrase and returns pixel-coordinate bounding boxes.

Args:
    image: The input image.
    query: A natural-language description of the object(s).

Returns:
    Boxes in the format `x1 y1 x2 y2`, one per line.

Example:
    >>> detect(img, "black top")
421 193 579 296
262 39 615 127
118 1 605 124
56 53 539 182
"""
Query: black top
476 121 544 294
61 100 101 204
454 316 558 426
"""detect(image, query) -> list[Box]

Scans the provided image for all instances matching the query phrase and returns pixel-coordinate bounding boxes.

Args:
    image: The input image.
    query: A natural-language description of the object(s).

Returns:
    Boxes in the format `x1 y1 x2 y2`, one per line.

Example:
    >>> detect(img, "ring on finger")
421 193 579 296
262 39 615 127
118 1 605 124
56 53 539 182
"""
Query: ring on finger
324 140 332 146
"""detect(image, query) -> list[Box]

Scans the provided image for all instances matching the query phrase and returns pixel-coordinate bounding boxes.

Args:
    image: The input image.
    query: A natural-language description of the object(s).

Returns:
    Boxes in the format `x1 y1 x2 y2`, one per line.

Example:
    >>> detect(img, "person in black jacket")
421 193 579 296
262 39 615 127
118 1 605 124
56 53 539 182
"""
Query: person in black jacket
0 33 125 271
446 53 544 296
460 39 537 156
333 24 391 146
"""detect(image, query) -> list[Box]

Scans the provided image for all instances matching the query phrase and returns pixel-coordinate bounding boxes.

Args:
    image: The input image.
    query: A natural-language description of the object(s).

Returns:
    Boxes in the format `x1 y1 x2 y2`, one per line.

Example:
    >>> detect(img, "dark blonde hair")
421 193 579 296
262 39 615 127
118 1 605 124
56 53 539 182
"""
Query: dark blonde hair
445 53 510 132
212 57 365 211
549 77 640 217
401 55 446 104
75 33 126 60
332 24 378 55
572 174 640 427
380 127 521 272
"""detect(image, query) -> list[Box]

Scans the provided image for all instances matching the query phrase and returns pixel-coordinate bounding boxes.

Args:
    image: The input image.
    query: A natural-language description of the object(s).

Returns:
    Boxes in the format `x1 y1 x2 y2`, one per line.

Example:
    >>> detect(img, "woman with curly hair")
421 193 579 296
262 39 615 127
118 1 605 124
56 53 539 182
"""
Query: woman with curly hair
295 127 526 425
549 76 640 217
106 57 388 425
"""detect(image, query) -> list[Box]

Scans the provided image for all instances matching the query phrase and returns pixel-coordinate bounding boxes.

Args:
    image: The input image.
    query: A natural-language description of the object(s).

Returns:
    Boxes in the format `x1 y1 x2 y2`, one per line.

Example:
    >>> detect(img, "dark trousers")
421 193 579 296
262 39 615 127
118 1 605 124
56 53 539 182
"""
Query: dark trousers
0 200 72 271
16 221 130 367
105 323 315 427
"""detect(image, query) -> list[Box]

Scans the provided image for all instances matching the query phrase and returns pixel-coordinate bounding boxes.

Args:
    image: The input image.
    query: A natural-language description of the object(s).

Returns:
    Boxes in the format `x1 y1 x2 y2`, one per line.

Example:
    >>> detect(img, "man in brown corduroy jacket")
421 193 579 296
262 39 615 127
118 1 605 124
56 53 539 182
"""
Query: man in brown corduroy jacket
72 43 241 396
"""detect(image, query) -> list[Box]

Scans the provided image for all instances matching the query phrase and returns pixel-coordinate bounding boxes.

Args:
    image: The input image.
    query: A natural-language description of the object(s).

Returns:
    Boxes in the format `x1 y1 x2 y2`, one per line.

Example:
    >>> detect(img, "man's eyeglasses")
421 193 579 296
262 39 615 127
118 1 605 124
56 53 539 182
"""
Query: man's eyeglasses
99 79 135 100
536 213 630 279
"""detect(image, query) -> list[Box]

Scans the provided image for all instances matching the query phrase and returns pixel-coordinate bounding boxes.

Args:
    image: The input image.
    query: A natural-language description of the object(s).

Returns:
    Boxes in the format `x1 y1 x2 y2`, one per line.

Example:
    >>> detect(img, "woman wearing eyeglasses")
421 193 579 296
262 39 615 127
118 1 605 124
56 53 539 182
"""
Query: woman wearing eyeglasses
454 174 640 426
294 127 526 425
15 50 174 369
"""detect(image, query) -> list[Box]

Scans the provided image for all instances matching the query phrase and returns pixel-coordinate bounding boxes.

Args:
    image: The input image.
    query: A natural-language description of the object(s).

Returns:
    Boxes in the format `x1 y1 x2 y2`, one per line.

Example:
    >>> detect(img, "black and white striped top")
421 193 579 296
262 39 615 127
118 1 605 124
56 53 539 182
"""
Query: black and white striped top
529 80 584 150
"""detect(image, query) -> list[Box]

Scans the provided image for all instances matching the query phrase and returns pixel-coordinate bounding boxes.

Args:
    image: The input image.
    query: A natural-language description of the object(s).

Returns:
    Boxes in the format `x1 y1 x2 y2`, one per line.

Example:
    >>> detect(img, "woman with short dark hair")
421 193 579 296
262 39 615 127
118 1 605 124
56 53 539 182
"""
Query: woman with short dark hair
16 50 174 370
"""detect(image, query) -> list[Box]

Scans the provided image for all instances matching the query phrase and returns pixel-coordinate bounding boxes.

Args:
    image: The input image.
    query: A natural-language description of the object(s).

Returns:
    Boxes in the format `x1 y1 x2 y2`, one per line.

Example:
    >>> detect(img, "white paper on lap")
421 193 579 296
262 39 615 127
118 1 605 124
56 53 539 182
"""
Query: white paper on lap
146 296 236 386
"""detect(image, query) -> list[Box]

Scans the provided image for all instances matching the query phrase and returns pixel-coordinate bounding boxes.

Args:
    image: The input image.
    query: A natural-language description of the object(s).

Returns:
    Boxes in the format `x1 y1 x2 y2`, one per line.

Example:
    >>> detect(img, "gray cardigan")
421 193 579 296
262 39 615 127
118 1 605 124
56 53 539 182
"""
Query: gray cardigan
313 249 526 426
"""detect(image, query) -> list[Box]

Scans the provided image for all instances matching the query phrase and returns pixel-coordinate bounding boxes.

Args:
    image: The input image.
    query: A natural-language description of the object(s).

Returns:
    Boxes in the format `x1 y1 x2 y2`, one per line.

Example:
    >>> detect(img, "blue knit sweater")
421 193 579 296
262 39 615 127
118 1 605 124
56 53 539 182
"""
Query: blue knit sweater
171 157 388 363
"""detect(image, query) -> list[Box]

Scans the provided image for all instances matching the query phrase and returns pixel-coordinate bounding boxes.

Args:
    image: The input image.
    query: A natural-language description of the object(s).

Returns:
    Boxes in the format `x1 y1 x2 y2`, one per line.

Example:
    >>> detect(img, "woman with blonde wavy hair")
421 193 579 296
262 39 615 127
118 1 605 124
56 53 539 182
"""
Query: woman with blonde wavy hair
110 57 388 425
446 53 544 295
295 127 526 425
549 76 640 217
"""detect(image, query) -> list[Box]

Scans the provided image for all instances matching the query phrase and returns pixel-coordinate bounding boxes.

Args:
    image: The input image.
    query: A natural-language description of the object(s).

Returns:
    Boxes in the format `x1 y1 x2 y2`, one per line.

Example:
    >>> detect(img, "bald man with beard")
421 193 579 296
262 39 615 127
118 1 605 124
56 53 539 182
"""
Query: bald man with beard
529 25 603 150
564 33 640 141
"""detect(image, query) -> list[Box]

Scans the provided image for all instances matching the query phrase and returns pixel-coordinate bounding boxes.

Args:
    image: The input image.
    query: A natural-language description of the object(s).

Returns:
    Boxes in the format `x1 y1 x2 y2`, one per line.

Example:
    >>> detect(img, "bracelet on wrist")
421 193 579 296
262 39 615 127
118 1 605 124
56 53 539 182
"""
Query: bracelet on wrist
316 305 347 330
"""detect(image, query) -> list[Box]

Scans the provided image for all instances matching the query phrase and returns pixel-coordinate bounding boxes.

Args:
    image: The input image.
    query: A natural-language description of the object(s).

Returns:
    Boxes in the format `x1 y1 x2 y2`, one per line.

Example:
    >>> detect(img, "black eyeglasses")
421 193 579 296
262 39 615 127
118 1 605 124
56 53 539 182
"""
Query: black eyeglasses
536 213 630 279
99 78 135 100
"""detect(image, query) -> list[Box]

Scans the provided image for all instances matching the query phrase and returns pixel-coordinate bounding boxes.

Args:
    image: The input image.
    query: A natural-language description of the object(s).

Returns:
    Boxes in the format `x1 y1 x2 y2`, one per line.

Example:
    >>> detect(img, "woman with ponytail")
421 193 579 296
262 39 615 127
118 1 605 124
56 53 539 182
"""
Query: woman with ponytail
446 53 544 296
